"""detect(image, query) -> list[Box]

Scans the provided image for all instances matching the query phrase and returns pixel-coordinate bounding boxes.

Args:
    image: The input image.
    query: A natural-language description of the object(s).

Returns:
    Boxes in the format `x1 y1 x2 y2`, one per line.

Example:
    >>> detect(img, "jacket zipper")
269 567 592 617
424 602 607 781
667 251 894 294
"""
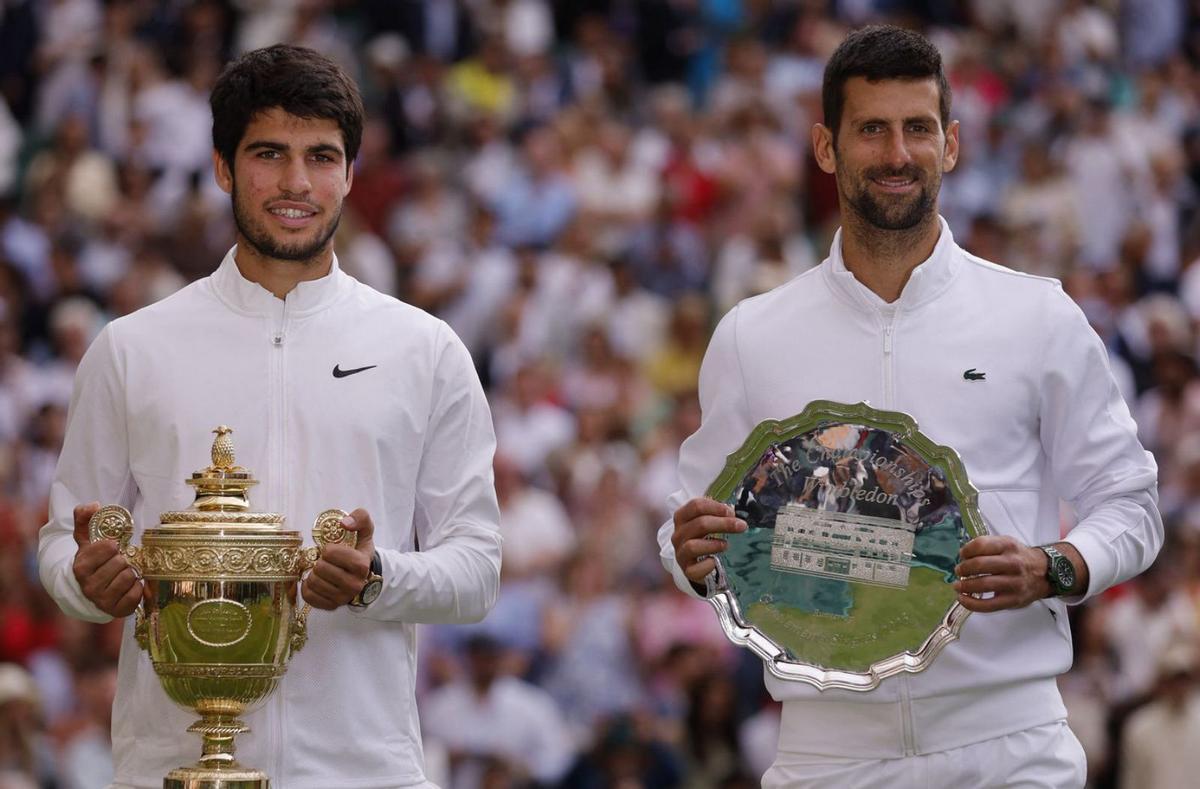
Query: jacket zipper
881 309 898 408
883 307 915 756
270 298 288 780
900 673 917 756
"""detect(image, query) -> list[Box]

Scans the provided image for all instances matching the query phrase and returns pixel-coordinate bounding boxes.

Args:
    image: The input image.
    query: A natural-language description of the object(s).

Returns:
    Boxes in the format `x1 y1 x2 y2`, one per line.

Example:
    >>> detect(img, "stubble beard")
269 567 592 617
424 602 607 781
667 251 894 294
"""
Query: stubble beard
232 184 342 265
840 162 940 233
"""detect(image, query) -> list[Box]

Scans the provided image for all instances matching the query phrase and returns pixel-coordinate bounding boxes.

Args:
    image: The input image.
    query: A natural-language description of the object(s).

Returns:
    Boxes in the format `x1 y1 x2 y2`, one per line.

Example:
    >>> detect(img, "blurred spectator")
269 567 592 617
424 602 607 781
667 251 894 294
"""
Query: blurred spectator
0 663 55 788
17 404 64 515
493 452 574 580
345 116 406 239
604 258 670 365
541 554 643 744
422 635 574 789
0 316 42 446
558 713 684 789
1102 553 1197 703
998 141 1080 279
387 150 466 275
625 196 709 300
573 119 660 254
433 204 517 359
447 35 518 123
643 293 711 398
334 208 398 298
712 206 813 314
492 122 576 248
53 656 115 789
491 362 575 480
1135 349 1200 463
1121 0 1187 70
0 99 21 197
1118 644 1200 789
1065 97 1140 272
24 113 119 228
681 674 745 789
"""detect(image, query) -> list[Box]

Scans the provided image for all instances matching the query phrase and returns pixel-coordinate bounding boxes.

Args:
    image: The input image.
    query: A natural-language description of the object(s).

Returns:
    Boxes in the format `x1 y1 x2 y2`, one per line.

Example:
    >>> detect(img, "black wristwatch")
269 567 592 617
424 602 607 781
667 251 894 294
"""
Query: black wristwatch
1038 544 1076 597
349 551 383 609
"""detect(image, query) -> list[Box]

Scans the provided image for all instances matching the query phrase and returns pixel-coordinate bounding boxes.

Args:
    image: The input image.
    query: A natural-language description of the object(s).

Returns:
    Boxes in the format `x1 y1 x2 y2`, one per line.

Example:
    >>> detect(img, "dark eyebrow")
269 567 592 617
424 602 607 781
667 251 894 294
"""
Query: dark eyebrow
307 143 344 158
853 115 940 129
243 140 345 157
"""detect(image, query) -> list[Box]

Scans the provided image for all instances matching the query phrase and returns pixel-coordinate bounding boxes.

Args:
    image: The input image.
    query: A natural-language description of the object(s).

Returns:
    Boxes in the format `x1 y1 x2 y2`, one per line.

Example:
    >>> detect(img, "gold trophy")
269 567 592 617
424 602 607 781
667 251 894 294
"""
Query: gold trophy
88 426 352 789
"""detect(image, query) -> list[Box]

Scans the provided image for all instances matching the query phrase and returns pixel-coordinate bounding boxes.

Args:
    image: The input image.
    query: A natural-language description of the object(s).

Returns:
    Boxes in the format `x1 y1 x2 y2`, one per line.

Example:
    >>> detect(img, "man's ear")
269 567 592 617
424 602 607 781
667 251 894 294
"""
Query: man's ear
213 149 233 195
812 124 837 175
942 119 960 174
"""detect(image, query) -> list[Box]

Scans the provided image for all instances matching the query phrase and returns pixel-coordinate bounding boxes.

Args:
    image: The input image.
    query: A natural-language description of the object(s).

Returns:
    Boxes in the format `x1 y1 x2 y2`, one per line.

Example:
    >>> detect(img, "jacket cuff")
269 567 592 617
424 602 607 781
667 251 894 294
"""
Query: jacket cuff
1060 530 1114 605
63 568 115 623
663 543 707 599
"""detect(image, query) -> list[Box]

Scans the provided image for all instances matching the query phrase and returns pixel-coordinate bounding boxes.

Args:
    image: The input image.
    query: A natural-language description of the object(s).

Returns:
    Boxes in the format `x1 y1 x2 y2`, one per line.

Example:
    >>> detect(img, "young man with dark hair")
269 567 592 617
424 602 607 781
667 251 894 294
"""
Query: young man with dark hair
662 25 1160 787
39 44 502 788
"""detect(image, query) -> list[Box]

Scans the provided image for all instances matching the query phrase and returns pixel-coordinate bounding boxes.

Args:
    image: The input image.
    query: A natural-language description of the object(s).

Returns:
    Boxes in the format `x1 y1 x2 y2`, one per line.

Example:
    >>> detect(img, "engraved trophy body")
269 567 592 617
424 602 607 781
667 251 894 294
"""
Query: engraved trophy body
88 426 353 789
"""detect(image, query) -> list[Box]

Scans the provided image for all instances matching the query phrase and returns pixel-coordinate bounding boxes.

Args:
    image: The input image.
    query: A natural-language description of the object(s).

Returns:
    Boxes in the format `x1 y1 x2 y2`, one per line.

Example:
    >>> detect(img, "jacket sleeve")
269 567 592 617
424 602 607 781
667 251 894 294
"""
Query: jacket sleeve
1038 285 1163 602
359 322 502 623
657 305 754 598
38 324 134 623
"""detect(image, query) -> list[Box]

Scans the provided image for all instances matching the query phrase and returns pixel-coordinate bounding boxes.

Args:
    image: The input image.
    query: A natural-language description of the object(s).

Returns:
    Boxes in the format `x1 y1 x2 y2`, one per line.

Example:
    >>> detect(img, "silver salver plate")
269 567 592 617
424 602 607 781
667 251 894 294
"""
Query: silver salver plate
705 401 987 691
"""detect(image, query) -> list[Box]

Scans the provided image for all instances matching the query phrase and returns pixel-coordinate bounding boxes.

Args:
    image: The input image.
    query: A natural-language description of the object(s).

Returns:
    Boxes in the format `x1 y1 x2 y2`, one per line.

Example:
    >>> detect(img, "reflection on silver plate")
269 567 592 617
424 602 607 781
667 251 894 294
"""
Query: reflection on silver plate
705 401 987 691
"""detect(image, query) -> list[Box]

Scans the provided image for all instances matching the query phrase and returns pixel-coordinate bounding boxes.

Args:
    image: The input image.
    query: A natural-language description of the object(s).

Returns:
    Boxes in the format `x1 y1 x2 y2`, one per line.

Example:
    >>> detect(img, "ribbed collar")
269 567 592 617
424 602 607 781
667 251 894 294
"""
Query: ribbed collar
822 215 960 311
209 245 348 316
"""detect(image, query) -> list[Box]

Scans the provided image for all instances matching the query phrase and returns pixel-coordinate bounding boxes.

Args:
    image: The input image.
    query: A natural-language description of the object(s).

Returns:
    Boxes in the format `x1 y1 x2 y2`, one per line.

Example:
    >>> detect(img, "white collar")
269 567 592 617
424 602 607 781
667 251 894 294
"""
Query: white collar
210 245 348 316
823 215 960 311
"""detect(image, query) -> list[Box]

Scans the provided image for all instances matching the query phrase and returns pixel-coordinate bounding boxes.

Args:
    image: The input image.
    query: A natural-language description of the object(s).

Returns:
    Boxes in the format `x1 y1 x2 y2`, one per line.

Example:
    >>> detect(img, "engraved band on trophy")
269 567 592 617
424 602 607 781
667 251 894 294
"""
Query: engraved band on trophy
88 425 352 789
704 401 988 692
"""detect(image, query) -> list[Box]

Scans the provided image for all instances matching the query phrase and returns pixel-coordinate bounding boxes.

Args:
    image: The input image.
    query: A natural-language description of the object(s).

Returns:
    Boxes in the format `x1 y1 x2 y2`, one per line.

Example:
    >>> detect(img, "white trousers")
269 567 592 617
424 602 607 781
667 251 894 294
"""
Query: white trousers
761 721 1086 788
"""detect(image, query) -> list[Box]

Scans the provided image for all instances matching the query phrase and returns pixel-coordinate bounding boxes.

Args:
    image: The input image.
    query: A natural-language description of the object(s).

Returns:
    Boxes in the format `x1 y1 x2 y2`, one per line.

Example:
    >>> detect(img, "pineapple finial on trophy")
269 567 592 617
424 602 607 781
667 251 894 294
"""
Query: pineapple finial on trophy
187 425 257 511
211 425 235 470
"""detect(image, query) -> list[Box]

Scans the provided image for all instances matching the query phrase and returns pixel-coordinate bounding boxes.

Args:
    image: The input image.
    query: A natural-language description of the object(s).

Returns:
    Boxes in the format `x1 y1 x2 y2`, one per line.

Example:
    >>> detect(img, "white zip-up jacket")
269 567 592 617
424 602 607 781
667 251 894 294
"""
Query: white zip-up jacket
658 218 1161 758
39 248 502 788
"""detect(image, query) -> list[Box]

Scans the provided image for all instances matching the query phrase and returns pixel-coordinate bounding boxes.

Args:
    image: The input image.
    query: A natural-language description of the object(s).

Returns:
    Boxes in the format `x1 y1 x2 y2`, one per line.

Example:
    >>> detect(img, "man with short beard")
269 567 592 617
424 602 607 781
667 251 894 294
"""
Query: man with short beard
662 26 1160 787
38 45 501 788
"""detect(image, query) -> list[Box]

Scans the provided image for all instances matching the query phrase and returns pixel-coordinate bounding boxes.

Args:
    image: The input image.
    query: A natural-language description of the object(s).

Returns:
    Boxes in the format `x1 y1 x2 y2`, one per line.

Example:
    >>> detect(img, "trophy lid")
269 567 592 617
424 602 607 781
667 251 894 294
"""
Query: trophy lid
159 426 284 528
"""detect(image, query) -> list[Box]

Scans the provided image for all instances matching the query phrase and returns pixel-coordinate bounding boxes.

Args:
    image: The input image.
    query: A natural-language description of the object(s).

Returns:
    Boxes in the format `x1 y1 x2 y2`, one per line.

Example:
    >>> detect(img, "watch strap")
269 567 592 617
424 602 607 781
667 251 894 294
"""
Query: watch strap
350 551 383 608
1039 544 1075 596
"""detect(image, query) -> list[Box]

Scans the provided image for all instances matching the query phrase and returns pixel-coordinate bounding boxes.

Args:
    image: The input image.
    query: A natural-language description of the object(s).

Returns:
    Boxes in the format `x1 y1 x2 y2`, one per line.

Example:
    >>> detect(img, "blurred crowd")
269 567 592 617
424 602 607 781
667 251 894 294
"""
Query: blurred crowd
1 1 1200 788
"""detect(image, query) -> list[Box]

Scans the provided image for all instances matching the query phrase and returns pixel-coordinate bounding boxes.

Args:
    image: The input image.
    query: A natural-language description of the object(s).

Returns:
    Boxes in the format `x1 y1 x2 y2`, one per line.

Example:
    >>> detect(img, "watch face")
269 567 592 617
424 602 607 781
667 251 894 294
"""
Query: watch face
1053 557 1075 592
360 579 383 606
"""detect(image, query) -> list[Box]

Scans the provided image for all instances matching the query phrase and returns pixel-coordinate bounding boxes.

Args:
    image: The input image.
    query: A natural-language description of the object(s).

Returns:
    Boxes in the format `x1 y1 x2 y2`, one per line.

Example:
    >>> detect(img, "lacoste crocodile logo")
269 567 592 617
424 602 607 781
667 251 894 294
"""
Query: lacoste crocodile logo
963 368 986 381
333 364 377 378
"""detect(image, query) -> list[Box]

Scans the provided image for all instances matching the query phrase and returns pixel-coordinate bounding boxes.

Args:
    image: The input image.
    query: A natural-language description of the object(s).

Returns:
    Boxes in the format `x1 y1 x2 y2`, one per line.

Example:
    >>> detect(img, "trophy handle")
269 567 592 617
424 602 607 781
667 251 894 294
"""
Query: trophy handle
133 606 150 651
288 509 354 655
289 604 310 654
88 504 133 548
311 508 356 553
88 504 143 571
87 505 149 650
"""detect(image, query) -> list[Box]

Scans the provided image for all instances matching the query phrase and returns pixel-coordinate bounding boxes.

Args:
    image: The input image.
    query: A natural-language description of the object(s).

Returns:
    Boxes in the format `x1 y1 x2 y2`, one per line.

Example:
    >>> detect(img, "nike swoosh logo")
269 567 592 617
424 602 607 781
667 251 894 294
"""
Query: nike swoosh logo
333 364 377 378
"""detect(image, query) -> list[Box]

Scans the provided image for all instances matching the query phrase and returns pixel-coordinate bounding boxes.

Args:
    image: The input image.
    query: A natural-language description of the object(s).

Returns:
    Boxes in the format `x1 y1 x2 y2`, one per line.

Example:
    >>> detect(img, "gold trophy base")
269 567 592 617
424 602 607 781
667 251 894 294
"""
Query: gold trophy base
163 762 266 786
163 710 268 789
164 765 268 789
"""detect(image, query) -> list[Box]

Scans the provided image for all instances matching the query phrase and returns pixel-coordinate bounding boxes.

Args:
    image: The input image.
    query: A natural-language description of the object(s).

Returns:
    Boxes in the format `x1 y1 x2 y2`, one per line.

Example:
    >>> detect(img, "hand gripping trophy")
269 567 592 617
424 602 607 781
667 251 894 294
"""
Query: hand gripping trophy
88 426 353 789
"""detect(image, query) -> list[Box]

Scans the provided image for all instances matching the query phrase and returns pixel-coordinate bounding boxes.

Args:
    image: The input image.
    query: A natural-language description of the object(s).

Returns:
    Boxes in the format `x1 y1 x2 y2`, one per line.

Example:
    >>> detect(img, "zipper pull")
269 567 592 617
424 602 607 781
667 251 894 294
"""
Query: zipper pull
273 333 283 346
884 325 894 354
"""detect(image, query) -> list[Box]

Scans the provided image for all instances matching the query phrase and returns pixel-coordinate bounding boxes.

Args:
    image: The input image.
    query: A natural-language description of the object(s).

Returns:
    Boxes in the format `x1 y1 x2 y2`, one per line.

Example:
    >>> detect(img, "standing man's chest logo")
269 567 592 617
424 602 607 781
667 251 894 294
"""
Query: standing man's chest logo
333 364 377 378
963 368 986 381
